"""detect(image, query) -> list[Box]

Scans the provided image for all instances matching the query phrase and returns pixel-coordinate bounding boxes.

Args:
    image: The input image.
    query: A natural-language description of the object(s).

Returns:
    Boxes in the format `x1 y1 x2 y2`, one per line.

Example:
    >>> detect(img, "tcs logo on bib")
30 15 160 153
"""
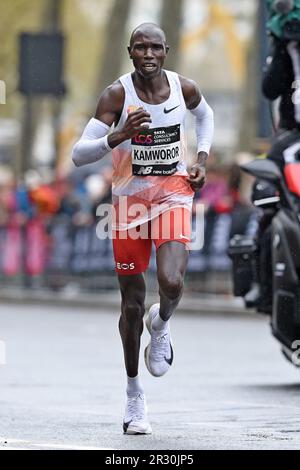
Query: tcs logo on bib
133 134 153 145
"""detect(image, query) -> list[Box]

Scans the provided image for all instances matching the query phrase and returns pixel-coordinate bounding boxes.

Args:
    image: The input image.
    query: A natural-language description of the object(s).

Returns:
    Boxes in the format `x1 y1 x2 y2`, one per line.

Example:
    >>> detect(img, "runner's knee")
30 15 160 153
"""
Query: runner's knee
158 273 184 300
122 298 145 320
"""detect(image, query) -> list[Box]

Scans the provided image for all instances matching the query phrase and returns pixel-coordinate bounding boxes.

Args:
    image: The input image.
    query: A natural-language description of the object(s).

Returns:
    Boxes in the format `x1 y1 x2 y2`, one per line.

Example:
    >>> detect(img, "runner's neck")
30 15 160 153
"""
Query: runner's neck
131 70 170 104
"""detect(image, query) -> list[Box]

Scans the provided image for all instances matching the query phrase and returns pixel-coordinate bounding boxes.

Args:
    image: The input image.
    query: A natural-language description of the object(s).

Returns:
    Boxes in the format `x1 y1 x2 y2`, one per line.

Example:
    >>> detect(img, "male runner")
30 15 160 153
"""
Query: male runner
72 23 214 435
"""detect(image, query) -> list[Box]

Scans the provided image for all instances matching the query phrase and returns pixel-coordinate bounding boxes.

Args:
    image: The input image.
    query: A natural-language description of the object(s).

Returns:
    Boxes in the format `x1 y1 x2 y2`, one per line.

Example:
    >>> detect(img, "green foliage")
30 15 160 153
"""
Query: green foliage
0 0 43 116
0 0 106 118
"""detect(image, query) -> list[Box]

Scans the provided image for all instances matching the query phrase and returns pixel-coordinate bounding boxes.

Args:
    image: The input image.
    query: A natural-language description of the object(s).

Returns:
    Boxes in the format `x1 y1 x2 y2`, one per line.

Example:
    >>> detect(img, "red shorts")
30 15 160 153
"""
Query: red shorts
112 207 191 275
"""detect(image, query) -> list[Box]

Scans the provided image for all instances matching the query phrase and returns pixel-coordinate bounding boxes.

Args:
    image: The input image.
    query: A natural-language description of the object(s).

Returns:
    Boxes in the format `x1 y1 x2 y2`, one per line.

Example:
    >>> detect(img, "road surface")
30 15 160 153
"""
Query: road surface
0 301 300 450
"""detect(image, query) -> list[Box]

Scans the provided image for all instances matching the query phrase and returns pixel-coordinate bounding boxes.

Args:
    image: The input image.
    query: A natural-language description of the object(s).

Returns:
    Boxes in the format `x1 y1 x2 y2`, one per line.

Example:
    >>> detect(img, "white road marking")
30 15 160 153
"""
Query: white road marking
2 447 29 450
0 439 114 450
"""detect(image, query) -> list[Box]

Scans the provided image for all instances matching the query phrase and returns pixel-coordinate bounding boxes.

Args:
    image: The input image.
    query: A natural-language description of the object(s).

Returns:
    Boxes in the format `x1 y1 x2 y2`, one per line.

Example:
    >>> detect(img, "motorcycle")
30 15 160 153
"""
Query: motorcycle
228 150 300 367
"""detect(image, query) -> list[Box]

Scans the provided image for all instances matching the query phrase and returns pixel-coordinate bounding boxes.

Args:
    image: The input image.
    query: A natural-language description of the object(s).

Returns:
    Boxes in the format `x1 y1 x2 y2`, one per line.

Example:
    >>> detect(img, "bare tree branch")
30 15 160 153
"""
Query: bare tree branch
159 0 183 71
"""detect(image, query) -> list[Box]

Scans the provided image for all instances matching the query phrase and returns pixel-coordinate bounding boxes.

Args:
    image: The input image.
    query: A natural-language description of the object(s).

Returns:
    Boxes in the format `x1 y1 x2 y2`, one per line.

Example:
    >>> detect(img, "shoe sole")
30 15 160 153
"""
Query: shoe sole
124 425 152 435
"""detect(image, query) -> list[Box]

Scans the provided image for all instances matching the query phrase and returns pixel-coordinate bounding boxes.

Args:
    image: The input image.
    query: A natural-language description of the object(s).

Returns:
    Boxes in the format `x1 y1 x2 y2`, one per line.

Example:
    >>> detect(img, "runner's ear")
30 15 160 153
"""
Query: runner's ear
165 45 170 55
127 46 132 58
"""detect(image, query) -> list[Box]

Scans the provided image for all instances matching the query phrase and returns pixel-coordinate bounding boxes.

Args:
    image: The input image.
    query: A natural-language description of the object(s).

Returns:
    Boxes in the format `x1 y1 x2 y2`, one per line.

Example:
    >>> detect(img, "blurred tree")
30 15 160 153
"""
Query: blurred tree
95 0 132 97
21 0 65 175
238 1 272 153
237 32 258 152
63 0 108 109
238 2 262 152
42 0 65 171
0 0 42 117
42 0 62 31
160 0 183 71
0 0 43 177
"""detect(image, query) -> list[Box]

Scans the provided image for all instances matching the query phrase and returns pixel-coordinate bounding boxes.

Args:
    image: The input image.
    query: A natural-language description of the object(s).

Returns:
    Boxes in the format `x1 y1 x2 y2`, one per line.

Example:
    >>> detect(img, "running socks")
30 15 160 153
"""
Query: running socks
151 313 168 332
126 375 144 396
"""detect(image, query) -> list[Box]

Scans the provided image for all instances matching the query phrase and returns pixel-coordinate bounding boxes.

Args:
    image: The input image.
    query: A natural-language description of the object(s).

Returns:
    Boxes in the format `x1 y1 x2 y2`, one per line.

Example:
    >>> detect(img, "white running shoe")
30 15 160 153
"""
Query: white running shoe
123 393 152 435
144 303 173 377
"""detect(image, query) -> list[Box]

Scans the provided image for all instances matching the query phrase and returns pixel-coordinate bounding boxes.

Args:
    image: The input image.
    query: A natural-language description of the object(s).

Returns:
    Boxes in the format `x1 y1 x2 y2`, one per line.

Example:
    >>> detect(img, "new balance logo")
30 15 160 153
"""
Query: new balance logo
137 166 153 175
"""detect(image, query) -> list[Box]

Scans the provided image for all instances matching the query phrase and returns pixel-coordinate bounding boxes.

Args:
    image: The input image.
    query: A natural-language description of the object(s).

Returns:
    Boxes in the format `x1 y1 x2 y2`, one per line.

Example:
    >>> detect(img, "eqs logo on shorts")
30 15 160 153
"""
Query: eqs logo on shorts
116 262 135 270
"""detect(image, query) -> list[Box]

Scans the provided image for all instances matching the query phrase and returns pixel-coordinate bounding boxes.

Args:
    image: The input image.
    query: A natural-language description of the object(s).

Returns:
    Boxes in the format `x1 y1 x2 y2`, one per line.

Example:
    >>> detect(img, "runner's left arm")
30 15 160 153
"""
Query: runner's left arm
179 76 214 191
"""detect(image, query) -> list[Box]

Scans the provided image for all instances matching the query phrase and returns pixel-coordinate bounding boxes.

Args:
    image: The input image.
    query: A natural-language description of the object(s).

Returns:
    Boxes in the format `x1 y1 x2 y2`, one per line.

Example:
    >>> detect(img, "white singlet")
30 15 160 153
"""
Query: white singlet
112 70 194 230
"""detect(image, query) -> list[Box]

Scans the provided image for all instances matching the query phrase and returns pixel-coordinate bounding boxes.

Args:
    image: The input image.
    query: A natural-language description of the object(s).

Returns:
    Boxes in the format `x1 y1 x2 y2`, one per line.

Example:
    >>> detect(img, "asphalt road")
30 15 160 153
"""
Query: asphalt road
1 301 300 450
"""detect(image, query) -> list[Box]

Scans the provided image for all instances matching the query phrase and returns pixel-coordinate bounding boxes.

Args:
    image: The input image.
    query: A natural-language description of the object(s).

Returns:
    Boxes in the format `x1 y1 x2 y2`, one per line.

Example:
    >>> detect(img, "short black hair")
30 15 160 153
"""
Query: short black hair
129 23 166 48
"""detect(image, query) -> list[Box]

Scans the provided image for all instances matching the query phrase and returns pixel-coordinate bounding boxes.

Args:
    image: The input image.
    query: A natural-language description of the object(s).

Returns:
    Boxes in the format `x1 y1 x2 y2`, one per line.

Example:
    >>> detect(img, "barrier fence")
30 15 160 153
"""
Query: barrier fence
0 207 258 287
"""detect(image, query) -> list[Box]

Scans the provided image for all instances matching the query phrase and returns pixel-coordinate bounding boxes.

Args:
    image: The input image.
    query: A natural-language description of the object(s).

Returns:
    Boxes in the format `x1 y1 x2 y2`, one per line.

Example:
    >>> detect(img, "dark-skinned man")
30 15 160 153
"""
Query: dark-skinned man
72 23 214 435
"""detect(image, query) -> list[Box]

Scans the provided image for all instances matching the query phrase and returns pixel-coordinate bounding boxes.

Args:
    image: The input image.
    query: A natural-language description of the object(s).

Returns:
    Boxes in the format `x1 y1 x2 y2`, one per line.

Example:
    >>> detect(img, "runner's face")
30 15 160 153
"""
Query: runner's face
128 32 168 78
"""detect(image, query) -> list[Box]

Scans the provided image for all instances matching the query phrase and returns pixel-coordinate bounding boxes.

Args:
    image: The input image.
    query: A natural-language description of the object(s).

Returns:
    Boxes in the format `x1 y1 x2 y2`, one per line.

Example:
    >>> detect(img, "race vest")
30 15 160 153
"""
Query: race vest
111 70 194 229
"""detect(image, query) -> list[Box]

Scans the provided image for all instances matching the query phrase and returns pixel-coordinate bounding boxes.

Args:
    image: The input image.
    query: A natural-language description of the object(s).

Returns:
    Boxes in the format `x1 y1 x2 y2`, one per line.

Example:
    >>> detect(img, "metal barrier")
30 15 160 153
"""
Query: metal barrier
0 207 258 287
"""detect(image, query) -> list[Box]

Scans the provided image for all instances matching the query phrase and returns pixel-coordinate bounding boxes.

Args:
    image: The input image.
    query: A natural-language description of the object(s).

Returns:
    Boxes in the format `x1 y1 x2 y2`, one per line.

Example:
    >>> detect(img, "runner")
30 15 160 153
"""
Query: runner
72 23 214 435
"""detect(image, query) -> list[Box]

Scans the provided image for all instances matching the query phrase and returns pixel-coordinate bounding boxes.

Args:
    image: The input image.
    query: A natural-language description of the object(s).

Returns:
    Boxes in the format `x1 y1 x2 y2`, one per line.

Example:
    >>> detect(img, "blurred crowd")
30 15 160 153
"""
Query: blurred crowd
0 165 113 227
0 159 252 228
0 157 257 282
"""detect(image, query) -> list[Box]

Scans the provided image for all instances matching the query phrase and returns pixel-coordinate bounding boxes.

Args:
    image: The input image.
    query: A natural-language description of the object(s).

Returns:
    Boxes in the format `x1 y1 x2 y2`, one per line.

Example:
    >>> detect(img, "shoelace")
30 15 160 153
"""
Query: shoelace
127 394 146 421
151 329 170 361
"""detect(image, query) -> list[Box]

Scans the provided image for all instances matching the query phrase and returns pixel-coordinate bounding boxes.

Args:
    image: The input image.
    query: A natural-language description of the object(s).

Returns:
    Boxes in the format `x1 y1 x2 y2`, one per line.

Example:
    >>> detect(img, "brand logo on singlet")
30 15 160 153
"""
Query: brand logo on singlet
131 124 181 176
163 104 180 114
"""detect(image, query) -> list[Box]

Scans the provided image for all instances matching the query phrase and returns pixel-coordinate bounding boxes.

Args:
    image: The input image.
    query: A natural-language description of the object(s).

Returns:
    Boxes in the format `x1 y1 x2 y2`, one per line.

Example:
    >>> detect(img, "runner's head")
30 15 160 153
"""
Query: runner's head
128 23 169 78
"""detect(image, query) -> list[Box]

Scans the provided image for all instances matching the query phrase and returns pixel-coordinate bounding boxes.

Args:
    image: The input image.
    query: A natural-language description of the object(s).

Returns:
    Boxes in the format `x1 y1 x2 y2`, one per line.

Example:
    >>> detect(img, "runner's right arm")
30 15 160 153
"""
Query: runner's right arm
72 81 151 167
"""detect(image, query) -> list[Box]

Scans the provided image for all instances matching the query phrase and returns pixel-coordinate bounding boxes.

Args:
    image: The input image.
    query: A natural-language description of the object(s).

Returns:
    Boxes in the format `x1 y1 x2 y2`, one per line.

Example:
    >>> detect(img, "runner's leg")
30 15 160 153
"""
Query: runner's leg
119 273 152 434
118 273 146 378
144 240 189 377
144 207 191 377
156 241 189 321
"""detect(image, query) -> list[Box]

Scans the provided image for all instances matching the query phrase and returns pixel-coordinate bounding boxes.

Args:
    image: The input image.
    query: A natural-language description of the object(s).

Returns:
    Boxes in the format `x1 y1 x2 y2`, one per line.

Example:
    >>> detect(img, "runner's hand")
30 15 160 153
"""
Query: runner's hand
187 163 206 192
121 107 152 139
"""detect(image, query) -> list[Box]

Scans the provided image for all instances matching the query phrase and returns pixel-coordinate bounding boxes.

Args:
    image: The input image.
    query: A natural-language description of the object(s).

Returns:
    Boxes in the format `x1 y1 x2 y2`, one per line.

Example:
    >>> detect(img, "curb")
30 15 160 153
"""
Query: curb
0 287 255 317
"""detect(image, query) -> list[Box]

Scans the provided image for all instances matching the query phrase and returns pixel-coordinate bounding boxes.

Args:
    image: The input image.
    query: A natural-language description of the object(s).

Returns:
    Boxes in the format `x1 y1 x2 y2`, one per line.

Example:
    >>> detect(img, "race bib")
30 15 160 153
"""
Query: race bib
131 124 181 176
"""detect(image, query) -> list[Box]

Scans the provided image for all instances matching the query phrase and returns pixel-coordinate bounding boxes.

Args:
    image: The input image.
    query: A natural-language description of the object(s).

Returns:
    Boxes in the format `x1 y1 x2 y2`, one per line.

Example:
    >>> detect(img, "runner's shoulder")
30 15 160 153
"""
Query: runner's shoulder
177 74 201 109
96 79 125 114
